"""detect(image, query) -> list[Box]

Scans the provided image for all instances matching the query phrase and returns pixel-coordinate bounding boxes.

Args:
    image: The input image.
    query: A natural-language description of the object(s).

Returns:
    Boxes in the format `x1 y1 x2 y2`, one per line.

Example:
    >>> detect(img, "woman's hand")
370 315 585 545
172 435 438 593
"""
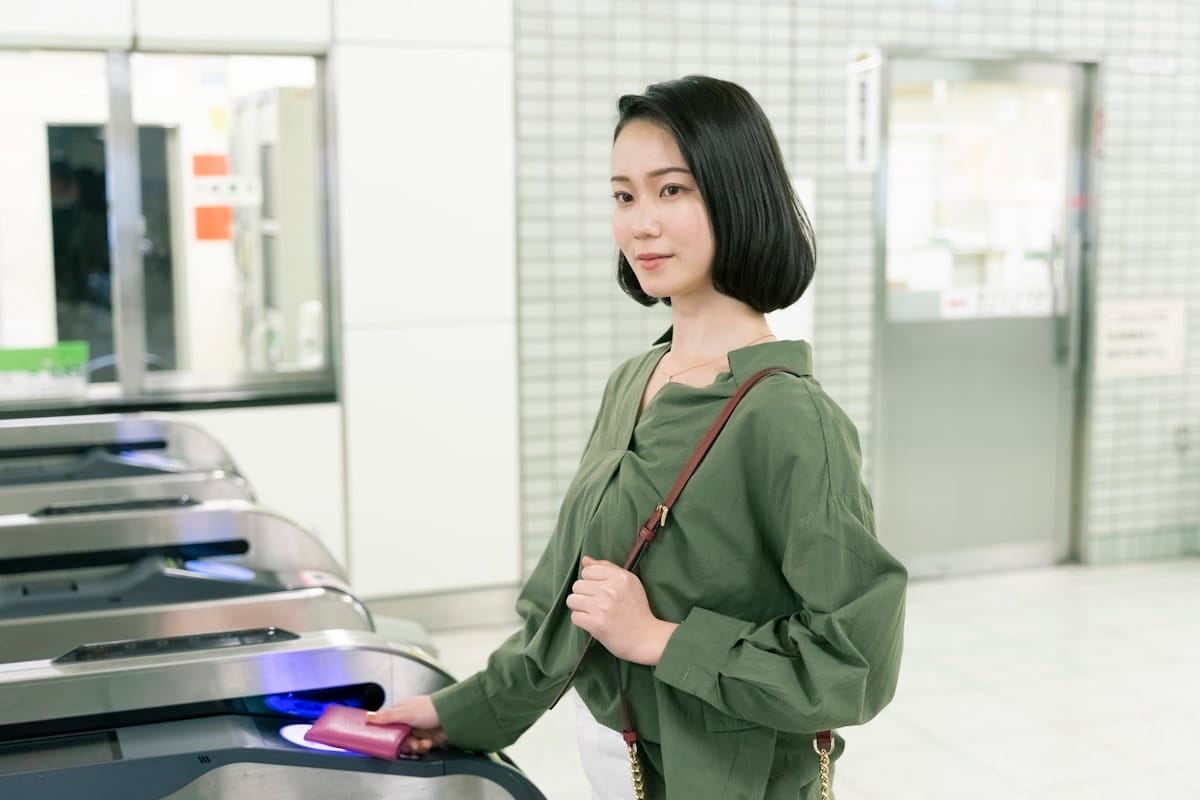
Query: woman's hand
566 556 679 665
365 695 447 755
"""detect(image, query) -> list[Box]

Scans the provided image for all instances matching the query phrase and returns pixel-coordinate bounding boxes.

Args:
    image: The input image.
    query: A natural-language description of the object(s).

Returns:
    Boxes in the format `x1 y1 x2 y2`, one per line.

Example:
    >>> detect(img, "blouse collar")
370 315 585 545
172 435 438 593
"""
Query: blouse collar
652 326 814 385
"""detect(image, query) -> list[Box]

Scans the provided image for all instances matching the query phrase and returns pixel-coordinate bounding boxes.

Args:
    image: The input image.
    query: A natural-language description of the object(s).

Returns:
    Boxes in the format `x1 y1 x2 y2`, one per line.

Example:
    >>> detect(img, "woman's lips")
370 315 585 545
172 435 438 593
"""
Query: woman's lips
637 254 671 270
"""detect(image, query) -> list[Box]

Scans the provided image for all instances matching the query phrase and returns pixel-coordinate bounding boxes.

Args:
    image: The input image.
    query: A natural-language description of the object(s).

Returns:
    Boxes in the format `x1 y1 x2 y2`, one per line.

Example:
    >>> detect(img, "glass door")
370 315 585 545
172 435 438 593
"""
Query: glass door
876 58 1092 576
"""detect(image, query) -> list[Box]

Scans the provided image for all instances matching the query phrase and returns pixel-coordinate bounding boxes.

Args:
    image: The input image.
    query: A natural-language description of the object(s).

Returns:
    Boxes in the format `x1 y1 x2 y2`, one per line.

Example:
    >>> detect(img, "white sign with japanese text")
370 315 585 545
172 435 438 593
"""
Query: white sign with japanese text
1095 300 1186 379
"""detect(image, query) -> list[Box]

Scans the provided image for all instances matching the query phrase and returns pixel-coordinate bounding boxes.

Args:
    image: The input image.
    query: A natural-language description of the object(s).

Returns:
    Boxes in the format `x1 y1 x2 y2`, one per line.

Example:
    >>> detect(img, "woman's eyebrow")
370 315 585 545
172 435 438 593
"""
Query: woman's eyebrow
610 166 693 182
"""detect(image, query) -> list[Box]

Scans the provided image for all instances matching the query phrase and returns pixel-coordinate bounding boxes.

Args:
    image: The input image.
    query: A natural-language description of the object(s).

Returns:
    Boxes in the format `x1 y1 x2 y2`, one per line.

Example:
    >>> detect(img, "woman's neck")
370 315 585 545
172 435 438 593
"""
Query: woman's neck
666 291 773 361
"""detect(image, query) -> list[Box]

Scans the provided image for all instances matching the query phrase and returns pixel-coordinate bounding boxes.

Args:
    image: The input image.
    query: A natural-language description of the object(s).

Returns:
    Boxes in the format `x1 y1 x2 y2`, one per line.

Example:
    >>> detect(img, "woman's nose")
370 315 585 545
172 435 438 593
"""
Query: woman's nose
631 202 661 238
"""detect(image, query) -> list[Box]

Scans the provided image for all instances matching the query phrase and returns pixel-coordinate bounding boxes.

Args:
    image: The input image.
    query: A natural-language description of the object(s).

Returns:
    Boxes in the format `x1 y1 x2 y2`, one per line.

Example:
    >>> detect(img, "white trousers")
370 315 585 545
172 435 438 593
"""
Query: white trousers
574 692 636 800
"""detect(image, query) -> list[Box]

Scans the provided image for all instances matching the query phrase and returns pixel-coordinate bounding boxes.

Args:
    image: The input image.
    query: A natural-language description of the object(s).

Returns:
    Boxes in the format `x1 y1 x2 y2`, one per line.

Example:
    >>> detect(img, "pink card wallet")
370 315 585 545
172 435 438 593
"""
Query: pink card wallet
304 704 413 759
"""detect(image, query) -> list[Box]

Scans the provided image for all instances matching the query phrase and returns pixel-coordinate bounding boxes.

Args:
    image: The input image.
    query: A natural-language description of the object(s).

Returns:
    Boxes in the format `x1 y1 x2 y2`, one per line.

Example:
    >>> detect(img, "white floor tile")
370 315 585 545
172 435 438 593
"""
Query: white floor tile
947 723 1132 791
1107 660 1200 715
1162 762 1200 793
1074 709 1200 771
830 774 878 800
900 614 996 658
891 653 976 696
1050 772 1195 800
988 673 1149 728
925 640 1076 686
1024 629 1171 675
837 741 1031 800
886 686 1038 739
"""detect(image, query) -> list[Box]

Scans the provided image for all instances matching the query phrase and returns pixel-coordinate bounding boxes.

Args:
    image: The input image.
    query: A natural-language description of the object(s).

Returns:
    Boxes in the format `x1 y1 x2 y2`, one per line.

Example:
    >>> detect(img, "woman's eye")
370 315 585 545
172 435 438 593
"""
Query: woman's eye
661 184 685 197
612 191 633 204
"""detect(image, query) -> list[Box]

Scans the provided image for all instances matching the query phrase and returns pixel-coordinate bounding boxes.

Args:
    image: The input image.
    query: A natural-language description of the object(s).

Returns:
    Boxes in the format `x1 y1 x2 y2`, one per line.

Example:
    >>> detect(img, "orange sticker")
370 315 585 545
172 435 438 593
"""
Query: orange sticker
192 154 229 177
195 206 232 240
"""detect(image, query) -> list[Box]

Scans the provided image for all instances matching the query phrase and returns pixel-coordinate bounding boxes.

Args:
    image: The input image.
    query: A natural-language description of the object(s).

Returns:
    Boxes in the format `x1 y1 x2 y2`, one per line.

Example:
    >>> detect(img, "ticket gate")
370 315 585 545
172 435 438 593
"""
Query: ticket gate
1 586 374 663
0 414 253 516
0 629 546 799
0 500 432 662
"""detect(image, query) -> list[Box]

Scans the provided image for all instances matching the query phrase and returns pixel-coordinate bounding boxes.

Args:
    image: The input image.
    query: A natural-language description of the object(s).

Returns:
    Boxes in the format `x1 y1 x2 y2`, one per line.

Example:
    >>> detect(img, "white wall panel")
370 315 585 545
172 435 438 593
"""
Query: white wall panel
134 0 331 53
343 323 519 597
179 403 347 567
333 44 515 327
334 0 512 47
0 0 133 48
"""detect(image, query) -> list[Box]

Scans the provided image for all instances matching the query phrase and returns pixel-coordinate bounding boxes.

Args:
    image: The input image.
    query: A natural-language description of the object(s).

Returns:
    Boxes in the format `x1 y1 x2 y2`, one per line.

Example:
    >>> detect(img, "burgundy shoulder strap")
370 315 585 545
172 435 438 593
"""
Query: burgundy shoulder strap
666 366 801 505
621 366 800 572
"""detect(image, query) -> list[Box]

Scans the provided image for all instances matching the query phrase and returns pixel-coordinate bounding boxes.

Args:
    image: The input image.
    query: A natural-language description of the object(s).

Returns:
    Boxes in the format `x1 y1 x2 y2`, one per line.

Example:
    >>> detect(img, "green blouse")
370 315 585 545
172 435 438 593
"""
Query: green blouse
432 335 907 799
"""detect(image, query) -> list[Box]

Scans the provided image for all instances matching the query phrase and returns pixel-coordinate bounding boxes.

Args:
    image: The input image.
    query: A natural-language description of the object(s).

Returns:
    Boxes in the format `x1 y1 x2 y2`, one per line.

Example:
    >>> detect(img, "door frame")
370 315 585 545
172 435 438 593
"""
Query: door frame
870 50 1101 576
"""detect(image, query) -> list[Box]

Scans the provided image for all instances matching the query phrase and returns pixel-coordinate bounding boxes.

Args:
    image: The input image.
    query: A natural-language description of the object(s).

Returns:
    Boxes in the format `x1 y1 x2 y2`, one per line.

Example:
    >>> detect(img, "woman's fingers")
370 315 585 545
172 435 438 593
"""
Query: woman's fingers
580 556 623 580
401 727 448 754
366 706 409 725
365 695 441 729
566 590 596 611
403 737 432 755
571 578 604 595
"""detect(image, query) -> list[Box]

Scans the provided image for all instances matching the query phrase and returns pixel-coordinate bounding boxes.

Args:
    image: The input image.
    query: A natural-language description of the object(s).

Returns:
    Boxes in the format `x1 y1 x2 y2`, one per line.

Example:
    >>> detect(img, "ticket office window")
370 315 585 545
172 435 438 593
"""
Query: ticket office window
0 50 332 410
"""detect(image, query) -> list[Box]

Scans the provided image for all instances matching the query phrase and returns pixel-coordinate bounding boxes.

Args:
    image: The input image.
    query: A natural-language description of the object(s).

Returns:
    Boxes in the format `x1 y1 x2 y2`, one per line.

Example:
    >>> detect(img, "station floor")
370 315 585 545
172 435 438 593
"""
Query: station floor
428 558 1200 799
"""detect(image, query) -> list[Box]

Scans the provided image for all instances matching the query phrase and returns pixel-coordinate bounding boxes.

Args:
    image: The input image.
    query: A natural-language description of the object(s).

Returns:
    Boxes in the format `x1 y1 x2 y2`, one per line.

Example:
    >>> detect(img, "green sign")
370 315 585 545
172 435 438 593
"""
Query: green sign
0 342 90 374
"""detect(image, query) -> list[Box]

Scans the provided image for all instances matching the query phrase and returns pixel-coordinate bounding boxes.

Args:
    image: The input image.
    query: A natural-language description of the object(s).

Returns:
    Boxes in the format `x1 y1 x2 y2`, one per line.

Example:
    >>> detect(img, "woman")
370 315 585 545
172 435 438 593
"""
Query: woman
369 75 907 800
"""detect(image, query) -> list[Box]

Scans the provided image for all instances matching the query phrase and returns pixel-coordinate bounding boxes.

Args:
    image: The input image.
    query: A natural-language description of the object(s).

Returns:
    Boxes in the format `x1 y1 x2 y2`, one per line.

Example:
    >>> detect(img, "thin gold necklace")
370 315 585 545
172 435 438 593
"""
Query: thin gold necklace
659 333 776 383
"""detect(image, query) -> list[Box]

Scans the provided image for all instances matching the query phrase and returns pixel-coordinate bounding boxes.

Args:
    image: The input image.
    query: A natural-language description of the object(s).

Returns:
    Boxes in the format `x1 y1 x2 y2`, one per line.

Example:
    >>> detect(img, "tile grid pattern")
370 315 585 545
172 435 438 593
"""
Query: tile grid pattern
515 0 1200 575
1083 0 1200 563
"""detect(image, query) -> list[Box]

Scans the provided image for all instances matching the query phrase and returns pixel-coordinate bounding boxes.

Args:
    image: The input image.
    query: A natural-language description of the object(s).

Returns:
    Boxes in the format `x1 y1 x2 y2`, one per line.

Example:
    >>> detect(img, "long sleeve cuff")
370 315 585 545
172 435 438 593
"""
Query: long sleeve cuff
653 606 749 699
430 671 509 753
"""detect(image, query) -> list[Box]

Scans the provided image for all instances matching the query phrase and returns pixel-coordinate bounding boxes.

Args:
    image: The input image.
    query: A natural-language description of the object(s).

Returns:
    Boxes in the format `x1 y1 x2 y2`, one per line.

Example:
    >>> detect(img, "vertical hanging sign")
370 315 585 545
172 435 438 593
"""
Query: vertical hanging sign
846 47 882 173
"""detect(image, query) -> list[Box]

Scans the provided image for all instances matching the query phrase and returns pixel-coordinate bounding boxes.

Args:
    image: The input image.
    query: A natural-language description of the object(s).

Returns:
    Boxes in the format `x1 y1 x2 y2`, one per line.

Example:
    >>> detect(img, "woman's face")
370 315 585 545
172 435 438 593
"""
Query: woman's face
611 120 715 302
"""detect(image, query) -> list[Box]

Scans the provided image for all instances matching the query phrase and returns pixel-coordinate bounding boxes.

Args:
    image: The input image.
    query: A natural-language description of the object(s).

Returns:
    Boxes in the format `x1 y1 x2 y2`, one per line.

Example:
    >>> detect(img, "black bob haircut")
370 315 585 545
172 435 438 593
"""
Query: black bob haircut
613 75 815 313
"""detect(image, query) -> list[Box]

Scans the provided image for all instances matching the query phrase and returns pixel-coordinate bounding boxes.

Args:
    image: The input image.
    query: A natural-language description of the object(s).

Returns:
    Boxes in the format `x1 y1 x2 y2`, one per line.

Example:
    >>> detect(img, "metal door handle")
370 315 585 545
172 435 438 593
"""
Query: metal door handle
1048 234 1069 365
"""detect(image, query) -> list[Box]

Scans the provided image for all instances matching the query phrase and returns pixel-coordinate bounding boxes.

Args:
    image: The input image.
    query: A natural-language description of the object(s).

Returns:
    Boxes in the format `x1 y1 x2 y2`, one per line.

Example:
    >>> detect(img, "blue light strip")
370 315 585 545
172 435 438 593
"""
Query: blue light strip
279 723 364 756
182 559 256 581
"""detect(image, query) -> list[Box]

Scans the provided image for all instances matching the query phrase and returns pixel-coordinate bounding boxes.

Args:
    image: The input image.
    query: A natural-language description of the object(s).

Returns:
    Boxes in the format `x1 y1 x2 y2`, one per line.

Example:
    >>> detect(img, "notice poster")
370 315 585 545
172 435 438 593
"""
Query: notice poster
1094 300 1186 379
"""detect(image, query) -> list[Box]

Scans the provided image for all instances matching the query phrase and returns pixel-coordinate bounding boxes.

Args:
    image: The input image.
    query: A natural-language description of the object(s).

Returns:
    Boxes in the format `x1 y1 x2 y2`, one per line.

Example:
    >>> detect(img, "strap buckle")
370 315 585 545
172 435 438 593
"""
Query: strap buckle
656 503 669 528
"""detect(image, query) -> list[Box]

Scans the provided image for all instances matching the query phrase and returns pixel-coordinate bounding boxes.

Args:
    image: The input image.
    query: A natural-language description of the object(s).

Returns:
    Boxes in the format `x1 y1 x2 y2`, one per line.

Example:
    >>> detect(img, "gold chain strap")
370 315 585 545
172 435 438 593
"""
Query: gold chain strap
627 740 646 800
814 736 833 800
627 734 828 799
